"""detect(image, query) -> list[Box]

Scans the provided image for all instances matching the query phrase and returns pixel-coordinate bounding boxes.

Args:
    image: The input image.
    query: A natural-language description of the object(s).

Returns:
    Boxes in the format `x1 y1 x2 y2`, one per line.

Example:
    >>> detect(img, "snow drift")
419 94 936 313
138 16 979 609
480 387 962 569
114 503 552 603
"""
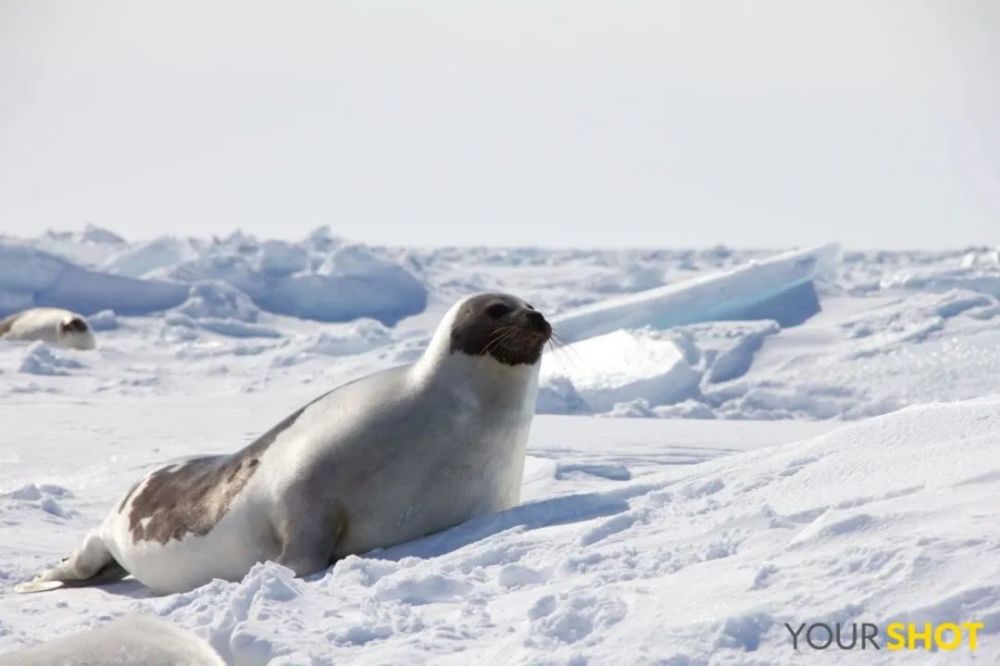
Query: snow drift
0 238 429 325
0 245 187 316
163 398 1000 664
153 243 427 325
539 320 782 416
552 243 839 342
540 328 701 413
3 397 993 663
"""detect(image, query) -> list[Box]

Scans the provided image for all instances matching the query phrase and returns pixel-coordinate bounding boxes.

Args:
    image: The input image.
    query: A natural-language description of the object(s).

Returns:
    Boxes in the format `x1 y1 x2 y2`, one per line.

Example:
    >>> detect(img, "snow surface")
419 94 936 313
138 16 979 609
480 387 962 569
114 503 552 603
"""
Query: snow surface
2 395 998 663
0 231 427 325
5 228 997 420
1 228 999 663
551 244 839 342
539 329 701 413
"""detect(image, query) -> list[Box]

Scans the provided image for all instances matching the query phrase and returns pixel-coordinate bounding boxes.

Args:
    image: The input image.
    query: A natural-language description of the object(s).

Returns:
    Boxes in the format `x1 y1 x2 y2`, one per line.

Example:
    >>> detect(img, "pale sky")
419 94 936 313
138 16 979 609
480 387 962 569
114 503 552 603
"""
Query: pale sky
1 1 998 249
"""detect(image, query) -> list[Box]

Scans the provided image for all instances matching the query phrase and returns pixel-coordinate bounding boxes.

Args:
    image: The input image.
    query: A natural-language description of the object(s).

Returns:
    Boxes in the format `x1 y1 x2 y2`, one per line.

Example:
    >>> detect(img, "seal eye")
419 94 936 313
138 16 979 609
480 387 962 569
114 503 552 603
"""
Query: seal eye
486 303 511 319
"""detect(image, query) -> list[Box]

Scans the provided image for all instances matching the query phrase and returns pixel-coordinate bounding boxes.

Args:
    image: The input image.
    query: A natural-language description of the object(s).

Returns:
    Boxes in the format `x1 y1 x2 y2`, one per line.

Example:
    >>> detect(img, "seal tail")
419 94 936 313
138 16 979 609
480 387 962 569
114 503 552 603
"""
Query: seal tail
15 530 129 594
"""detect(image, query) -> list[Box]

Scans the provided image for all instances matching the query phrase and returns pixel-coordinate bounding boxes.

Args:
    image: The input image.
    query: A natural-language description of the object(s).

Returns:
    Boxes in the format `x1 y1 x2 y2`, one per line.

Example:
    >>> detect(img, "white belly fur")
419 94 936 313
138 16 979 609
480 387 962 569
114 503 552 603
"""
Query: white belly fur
104 478 278 593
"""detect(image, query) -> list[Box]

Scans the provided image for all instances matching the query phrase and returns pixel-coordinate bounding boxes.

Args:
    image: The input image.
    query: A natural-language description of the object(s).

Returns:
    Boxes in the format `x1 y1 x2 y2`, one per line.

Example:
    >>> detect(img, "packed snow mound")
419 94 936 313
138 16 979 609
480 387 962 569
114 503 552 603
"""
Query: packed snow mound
17 342 86 376
0 615 224 666
676 319 781 384
539 321 780 415
164 313 281 340
553 243 839 342
155 242 427 325
86 309 119 332
2 228 999 421
0 224 127 268
700 289 1000 420
262 245 426 324
536 376 591 415
839 288 993 350
0 236 428 325
541 328 701 413
881 263 1000 298
103 236 202 277
581 262 664 294
304 319 392 356
0 245 188 317
173 281 262 323
254 240 308 277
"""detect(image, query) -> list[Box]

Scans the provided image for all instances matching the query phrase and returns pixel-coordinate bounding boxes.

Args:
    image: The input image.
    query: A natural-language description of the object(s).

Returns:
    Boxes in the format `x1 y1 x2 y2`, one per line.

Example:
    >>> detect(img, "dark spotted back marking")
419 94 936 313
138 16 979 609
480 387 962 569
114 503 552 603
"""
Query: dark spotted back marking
124 392 329 544
448 293 552 366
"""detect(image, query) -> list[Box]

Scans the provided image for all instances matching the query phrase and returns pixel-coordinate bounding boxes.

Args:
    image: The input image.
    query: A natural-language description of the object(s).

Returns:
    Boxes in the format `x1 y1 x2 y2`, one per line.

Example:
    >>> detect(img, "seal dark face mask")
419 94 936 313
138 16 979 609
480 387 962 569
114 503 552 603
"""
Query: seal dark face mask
61 317 89 334
449 293 552 366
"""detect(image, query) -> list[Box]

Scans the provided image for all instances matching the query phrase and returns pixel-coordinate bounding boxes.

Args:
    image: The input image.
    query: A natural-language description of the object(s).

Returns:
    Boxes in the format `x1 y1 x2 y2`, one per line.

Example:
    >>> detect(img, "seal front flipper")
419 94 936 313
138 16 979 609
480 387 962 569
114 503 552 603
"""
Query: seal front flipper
274 493 347 577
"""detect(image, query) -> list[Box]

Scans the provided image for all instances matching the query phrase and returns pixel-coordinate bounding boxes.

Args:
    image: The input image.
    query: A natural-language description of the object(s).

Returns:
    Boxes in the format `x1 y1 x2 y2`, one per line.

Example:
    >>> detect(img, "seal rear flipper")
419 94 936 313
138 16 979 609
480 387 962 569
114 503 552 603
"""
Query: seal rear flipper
17 529 127 593
14 580 65 594
16 560 129 594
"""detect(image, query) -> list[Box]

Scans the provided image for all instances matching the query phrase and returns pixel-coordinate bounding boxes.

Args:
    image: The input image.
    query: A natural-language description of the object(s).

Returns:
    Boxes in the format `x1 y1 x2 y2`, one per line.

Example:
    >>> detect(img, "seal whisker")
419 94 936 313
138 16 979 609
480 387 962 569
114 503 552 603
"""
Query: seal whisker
483 329 521 357
547 330 590 372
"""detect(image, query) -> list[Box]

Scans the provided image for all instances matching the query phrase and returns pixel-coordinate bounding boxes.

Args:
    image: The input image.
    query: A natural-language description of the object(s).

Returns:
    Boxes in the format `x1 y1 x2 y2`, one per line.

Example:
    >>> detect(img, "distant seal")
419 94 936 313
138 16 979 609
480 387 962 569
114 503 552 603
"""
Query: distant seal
0 307 96 350
18 292 551 594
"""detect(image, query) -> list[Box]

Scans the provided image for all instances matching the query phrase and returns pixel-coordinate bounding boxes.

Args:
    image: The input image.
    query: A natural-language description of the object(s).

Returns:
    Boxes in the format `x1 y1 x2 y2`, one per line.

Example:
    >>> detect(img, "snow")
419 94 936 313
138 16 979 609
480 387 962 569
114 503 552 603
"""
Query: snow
173 282 263 323
149 238 427 324
303 319 393 357
0 225 126 269
1 231 998 421
552 243 839 342
1 395 997 663
1 229 999 663
17 342 87 376
541 328 701 413
87 309 120 332
0 245 188 316
881 265 1000 298
104 236 203 278
1 235 427 325
540 321 784 416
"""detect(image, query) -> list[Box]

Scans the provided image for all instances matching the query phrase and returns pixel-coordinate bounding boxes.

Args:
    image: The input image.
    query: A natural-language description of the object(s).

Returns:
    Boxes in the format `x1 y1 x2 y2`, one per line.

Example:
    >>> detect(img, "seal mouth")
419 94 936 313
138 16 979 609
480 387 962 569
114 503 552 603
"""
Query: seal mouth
486 317 552 366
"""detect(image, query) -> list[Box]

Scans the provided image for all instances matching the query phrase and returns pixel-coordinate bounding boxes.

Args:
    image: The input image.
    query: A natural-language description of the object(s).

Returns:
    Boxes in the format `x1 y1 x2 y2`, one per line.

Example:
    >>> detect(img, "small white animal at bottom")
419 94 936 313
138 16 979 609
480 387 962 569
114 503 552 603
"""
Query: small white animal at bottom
0 307 96 350
0 615 224 666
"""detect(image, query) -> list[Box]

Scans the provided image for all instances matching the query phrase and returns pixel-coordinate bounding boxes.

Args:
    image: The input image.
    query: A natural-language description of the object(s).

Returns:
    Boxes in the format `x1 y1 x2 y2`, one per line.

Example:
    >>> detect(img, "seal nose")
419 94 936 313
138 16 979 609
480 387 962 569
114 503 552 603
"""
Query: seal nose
525 310 551 336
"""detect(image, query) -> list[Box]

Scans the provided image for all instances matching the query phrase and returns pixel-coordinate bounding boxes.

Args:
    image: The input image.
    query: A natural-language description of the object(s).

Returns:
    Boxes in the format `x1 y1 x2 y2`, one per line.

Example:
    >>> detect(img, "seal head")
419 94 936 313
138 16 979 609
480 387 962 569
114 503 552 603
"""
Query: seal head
448 293 551 366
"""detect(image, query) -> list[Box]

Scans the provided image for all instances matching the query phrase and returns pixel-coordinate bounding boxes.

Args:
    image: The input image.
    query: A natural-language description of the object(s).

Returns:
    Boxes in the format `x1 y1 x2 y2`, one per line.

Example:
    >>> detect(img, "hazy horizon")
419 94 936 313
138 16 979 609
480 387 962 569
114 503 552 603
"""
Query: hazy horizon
2 1 998 249
14 220 1000 254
